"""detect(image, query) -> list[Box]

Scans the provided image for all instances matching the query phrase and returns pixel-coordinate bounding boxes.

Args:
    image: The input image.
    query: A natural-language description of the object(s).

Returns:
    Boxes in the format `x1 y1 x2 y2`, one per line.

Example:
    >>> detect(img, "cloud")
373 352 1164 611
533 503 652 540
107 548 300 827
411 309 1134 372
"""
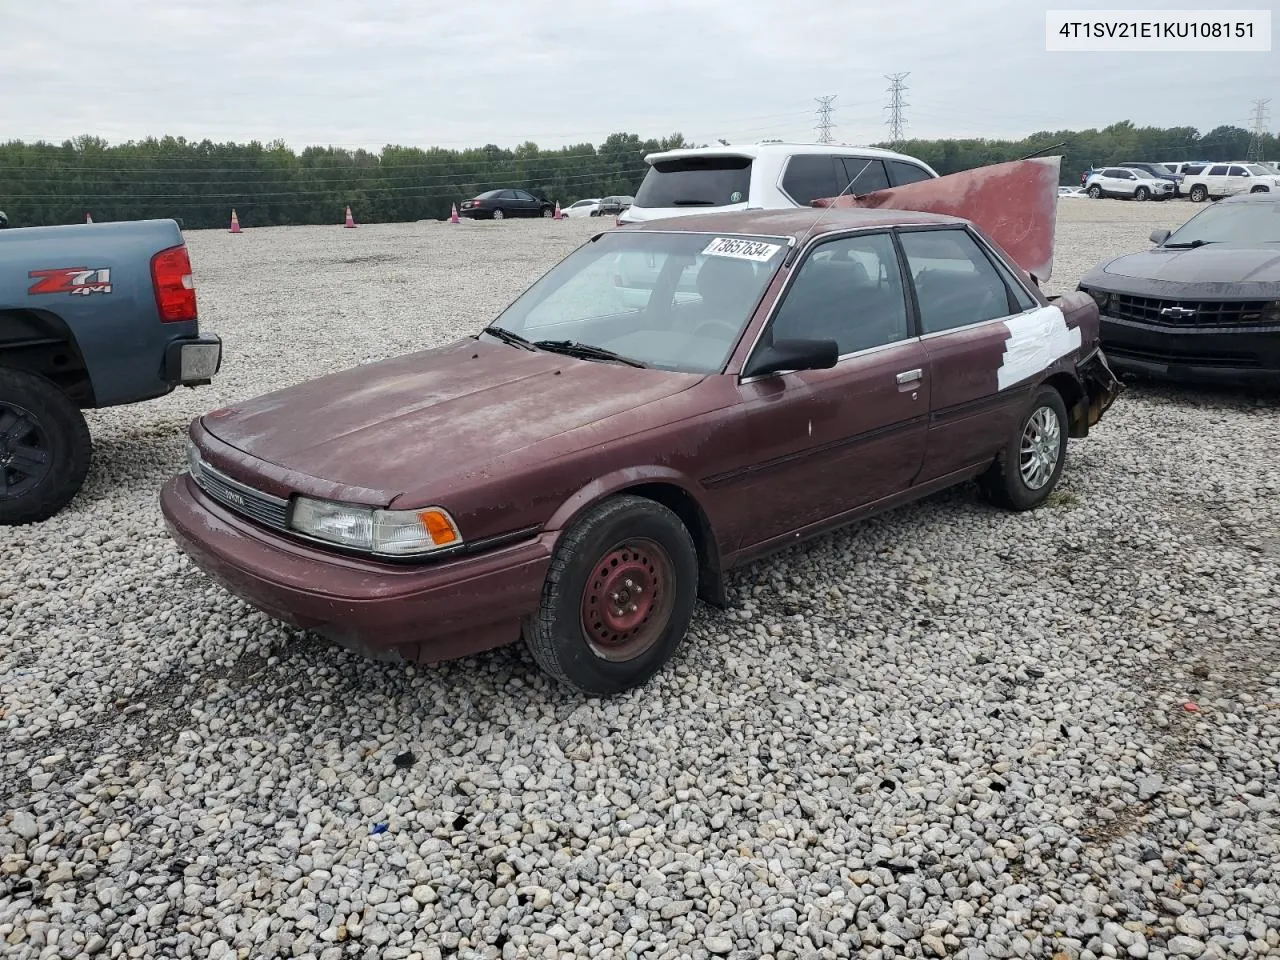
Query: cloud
1 0 1275 150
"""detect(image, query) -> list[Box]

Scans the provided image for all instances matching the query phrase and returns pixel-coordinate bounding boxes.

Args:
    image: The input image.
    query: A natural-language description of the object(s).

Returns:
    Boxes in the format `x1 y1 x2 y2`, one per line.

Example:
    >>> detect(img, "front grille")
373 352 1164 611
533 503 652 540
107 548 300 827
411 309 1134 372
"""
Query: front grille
1104 343 1262 368
192 460 290 531
1108 294 1275 328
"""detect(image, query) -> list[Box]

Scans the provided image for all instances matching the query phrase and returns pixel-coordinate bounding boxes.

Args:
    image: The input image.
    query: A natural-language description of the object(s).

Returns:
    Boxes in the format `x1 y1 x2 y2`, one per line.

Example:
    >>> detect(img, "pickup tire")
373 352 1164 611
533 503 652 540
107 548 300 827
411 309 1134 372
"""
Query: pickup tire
0 368 91 525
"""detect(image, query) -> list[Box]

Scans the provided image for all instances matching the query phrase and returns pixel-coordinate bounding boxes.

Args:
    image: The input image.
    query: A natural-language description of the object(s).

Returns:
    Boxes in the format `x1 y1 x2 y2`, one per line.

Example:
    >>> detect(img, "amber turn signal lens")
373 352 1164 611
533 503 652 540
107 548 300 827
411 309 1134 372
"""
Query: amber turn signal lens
419 509 459 545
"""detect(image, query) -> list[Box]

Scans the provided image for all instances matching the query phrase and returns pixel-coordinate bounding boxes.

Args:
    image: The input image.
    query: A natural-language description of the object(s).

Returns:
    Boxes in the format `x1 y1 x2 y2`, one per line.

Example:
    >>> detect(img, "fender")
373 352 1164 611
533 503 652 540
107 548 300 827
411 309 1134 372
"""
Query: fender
544 464 728 608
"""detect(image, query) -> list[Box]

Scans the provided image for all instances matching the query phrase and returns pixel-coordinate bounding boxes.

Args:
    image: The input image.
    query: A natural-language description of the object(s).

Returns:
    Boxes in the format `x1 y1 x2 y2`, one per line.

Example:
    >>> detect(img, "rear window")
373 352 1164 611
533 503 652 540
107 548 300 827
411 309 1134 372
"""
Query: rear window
634 156 752 208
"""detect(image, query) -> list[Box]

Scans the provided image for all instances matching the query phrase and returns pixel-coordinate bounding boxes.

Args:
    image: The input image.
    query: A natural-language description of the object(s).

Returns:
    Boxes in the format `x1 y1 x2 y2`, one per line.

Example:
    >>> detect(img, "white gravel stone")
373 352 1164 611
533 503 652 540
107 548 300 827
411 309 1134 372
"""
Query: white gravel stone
3 203 1279 958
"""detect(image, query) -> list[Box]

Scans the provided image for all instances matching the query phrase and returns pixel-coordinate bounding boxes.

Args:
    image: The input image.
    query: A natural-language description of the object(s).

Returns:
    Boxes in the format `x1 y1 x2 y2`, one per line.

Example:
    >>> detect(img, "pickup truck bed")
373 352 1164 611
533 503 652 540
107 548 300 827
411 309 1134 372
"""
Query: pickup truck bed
1 218 222 524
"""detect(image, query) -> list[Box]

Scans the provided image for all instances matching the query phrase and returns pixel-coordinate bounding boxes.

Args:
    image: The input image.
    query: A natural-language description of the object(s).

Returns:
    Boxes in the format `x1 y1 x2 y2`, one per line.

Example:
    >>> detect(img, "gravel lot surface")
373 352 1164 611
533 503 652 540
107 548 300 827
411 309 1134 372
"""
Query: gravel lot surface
3 198 1279 960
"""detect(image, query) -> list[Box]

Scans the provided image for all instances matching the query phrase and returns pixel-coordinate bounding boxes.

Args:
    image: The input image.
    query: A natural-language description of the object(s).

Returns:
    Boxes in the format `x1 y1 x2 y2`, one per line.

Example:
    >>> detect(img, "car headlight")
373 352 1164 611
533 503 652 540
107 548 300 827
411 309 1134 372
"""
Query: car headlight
1262 302 1280 325
1079 286 1111 312
290 496 462 557
186 439 204 480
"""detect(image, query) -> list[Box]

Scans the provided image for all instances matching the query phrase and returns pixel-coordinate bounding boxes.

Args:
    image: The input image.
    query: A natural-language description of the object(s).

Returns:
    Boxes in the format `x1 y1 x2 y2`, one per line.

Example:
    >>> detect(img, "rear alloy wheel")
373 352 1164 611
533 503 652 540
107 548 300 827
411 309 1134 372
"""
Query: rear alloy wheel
1189 185 1208 202
524 495 698 696
492 208 505 220
1134 186 1149 201
1087 185 1103 199
978 386 1069 512
0 368 92 525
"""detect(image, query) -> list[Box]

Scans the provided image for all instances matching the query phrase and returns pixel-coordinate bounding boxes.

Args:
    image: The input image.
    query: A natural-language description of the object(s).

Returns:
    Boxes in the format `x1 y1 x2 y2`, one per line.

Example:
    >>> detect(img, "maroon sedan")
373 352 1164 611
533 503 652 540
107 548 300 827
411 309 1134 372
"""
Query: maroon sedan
161 207 1120 696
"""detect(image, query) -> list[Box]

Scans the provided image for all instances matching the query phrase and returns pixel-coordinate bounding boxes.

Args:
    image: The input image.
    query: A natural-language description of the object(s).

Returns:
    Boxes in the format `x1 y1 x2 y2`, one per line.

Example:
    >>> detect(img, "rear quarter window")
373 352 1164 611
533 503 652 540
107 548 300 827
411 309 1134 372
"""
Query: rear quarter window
886 159 934 186
634 157 752 208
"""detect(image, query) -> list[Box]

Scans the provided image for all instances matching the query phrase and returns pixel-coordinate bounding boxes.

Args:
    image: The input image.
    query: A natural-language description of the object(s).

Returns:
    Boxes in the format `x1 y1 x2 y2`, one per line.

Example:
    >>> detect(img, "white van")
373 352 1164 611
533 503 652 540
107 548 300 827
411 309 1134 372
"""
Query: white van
618 142 939 225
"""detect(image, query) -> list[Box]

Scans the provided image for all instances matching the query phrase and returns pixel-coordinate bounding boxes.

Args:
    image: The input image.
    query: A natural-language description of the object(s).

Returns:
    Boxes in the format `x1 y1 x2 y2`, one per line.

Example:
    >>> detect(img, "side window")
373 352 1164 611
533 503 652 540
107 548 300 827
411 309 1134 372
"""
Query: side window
899 228 1017 334
1227 166 1248 177
767 232 910 356
515 189 536 200
886 160 933 186
781 154 841 205
1184 165 1204 175
1208 165 1228 176
839 157 891 194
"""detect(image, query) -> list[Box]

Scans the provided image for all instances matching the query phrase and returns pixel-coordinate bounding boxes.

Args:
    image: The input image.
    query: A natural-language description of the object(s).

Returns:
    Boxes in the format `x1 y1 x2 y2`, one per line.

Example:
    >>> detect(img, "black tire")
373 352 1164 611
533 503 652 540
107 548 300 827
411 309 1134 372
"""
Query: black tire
491 208 505 220
0 368 92 525
1087 185 1103 199
589 210 600 217
1189 185 1208 202
1250 185 1268 194
541 206 554 218
524 495 698 696
1134 186 1149 201
978 386 1069 512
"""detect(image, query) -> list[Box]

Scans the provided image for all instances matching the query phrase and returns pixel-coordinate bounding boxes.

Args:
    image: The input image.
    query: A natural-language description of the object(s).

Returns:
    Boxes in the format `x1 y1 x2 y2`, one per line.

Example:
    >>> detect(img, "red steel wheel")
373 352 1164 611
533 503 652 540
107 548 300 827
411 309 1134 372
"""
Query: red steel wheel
580 538 676 662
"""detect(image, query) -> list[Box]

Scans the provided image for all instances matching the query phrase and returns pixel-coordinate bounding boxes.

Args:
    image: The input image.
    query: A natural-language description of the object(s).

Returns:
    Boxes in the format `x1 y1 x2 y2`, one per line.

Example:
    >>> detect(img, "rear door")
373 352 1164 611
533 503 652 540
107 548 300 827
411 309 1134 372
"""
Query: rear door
837 156 891 195
897 225 1048 483
719 230 930 547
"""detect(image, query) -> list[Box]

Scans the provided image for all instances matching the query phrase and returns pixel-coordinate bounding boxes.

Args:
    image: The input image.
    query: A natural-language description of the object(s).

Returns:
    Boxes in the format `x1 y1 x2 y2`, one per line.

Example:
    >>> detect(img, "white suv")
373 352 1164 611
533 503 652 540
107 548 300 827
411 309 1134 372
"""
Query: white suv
1183 162 1280 202
1084 167 1176 201
617 142 939 224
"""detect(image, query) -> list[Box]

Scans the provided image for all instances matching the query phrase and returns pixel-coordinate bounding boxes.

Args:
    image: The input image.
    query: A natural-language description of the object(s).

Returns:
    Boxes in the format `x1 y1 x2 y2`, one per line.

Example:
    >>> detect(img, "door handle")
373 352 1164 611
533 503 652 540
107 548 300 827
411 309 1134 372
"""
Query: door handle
895 368 922 384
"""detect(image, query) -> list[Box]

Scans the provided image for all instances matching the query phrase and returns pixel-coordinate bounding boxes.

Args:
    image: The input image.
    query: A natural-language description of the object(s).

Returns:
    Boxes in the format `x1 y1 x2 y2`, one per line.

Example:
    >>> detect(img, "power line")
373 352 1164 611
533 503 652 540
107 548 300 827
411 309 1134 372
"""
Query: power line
1247 98 1271 162
815 96 836 144
884 74 909 145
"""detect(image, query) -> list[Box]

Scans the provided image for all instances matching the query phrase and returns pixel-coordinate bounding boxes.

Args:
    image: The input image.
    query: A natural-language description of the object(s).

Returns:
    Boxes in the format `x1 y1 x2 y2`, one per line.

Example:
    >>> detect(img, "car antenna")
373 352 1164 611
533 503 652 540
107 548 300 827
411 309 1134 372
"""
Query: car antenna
1015 140 1068 161
786 159 874 266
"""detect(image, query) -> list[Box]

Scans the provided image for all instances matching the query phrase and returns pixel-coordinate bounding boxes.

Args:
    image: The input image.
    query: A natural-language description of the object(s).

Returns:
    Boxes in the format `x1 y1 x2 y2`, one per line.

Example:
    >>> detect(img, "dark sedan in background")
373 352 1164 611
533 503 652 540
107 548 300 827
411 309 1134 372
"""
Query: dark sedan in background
459 189 556 220
1079 192 1280 385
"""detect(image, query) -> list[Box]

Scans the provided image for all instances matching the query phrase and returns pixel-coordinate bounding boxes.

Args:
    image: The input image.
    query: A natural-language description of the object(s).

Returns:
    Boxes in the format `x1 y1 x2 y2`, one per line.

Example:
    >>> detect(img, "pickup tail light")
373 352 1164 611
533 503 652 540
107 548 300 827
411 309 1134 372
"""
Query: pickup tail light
151 243 198 323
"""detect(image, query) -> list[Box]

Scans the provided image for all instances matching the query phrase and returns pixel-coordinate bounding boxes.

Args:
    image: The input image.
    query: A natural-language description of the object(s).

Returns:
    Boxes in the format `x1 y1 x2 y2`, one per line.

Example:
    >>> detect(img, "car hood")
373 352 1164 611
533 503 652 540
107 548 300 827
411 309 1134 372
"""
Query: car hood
1099 246 1280 283
200 338 703 500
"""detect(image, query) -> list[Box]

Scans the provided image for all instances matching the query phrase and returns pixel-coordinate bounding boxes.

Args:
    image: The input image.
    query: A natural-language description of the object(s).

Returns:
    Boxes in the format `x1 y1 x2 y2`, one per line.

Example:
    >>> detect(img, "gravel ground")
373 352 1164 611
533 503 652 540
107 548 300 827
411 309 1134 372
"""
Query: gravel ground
3 197 1279 960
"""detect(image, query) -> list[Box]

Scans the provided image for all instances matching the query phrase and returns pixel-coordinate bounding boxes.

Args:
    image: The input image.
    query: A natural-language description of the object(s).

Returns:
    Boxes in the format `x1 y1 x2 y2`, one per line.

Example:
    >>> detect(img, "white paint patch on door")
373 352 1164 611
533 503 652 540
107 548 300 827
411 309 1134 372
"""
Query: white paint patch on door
997 304 1081 391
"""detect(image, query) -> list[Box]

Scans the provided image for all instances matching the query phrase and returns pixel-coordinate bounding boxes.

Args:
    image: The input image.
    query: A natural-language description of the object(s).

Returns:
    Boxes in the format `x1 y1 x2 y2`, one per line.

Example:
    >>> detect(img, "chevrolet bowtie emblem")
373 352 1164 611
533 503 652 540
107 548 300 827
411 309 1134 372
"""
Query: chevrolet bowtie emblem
1160 306 1196 319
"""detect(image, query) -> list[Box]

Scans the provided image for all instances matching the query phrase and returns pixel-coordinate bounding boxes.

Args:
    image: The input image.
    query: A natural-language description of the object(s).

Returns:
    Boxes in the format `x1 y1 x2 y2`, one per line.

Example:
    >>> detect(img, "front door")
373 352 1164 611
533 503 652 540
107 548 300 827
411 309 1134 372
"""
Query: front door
713 230 930 550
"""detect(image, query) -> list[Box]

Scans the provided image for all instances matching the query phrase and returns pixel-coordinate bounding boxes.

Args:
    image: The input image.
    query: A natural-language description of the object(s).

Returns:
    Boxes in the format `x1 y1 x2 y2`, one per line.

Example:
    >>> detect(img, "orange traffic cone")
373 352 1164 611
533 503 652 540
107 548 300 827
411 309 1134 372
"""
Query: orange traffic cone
450 204 460 224
553 201 563 220
344 205 357 228
85 212 93 224
229 209 241 233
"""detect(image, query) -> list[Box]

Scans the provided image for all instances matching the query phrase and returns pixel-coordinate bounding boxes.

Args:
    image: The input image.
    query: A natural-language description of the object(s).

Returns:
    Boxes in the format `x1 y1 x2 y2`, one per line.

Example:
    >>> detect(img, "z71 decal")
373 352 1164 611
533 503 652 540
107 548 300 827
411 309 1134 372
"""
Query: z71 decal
28 267 113 296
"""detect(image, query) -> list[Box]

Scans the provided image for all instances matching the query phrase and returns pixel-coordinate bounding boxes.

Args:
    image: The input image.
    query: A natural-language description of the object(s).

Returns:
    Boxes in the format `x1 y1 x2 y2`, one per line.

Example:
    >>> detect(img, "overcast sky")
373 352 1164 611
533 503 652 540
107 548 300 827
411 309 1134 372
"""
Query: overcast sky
3 0 1275 151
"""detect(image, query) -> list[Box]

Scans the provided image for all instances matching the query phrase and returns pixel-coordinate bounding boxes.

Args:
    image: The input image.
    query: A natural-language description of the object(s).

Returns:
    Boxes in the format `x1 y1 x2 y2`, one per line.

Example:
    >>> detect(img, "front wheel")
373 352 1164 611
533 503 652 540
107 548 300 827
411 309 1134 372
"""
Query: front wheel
491 208 505 220
541 206 554 218
978 386 1069 512
1087 185 1103 199
1189 185 1208 202
1250 185 1269 194
0 368 92 525
1134 186 1149 201
524 495 698 696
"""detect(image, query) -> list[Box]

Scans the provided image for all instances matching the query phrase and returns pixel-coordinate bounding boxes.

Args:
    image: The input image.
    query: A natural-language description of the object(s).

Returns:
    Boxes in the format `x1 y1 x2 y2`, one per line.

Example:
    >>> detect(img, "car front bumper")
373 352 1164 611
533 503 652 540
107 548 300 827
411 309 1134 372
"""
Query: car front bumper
1100 315 1280 385
160 472 553 663
163 335 223 387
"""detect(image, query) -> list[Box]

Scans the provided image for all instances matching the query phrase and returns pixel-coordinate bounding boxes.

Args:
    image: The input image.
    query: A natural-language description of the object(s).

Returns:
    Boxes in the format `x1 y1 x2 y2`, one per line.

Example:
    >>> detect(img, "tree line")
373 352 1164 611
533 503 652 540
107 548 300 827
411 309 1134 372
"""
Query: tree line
1 120 1274 229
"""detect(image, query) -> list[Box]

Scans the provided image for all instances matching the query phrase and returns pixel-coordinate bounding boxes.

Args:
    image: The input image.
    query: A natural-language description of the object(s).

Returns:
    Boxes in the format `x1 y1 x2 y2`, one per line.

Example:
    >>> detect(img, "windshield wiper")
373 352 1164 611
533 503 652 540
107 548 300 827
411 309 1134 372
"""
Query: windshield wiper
1162 239 1217 248
480 325 536 350
532 340 647 368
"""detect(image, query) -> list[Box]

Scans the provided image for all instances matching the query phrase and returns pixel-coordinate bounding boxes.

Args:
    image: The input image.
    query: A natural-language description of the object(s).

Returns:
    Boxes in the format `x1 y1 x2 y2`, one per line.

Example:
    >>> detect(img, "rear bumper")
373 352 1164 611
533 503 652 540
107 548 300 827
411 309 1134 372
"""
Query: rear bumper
163 334 223 387
160 472 553 662
1100 315 1280 385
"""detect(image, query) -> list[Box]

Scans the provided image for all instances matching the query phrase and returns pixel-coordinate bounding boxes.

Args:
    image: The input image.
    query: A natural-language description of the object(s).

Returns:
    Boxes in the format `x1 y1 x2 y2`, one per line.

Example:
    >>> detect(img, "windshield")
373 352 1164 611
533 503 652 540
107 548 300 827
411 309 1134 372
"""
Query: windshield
634 156 753 208
1163 199 1280 246
488 230 788 373
1247 165 1272 177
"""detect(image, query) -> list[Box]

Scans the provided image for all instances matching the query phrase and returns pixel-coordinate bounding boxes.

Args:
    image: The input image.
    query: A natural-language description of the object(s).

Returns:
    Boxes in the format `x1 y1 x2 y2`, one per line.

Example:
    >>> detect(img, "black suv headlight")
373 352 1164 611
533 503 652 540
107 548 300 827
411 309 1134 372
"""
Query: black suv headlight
1079 285 1111 312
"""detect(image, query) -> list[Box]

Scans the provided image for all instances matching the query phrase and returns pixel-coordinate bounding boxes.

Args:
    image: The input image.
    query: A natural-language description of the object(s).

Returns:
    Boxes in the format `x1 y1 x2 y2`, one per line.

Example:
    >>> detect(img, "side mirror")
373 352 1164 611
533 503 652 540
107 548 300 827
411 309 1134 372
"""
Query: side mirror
743 338 839 378
1150 228 1171 245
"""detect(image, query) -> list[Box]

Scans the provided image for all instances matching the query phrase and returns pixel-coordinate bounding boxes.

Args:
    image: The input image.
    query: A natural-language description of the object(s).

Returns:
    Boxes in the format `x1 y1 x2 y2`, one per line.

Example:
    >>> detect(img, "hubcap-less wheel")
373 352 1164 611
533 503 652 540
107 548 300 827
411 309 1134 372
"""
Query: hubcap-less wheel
1020 405 1062 491
580 538 675 662
0 402 52 500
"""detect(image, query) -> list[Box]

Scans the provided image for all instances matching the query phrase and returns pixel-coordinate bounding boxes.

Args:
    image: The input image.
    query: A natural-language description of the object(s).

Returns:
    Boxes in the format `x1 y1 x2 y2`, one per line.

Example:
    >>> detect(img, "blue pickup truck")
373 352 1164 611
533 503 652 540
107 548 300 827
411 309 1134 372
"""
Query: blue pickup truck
0 216 222 524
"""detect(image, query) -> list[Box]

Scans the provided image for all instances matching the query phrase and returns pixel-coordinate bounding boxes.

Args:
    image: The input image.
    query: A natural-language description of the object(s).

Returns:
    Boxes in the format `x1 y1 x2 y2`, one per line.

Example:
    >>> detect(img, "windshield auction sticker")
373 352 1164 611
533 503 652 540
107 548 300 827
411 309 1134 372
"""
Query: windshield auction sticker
702 237 782 262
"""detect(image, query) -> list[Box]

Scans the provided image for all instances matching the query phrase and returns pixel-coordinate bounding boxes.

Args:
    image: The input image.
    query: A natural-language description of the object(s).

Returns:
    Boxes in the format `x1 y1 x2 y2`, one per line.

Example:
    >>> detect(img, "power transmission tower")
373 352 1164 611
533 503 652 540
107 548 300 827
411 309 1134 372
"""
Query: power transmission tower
1247 98 1271 161
884 73 909 145
815 96 836 144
